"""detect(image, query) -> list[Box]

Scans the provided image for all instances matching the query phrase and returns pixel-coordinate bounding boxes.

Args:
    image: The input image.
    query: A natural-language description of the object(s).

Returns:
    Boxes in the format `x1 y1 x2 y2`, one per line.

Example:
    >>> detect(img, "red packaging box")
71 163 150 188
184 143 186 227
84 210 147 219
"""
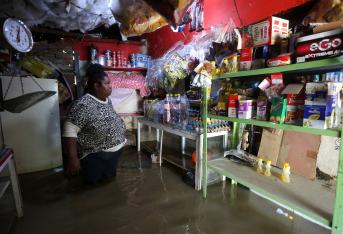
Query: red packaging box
227 95 244 118
239 48 253 71
295 28 343 63
241 16 289 48
271 73 283 85
267 53 291 67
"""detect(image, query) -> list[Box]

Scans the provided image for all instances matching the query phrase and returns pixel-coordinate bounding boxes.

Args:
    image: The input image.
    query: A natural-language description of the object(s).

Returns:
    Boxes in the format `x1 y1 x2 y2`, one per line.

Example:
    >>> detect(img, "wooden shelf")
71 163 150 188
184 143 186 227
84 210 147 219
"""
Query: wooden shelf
208 158 335 227
213 56 343 79
208 114 340 137
104 67 147 72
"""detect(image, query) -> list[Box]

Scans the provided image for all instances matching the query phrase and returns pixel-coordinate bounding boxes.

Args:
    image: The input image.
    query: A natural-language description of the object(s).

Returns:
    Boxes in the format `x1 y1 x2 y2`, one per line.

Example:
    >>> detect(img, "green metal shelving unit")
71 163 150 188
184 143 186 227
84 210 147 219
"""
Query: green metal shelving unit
201 56 343 234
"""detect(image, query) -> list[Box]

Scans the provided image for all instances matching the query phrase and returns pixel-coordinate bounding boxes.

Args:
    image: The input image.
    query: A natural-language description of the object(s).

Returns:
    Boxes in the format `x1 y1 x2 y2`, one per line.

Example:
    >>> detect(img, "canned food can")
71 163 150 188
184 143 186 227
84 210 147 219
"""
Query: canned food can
90 47 98 63
98 55 105 66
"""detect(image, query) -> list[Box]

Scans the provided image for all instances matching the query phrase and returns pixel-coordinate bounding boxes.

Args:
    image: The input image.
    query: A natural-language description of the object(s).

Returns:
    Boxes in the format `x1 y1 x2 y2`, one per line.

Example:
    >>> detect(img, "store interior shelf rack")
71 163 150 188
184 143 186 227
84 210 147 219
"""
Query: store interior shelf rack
103 66 147 72
201 56 343 234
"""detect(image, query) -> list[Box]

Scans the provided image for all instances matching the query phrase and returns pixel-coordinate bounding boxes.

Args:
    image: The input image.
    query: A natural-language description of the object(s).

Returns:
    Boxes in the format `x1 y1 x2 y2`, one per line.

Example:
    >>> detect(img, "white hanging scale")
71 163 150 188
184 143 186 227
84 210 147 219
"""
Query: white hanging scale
2 18 33 53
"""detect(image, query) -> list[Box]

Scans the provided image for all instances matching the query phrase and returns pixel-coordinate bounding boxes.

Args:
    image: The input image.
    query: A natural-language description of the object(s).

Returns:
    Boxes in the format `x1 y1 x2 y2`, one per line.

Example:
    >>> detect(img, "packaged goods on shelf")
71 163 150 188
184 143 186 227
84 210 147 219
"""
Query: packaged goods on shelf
305 82 327 101
228 95 244 118
303 101 327 129
270 97 287 124
131 53 151 68
295 28 343 63
144 99 164 123
241 16 289 48
258 77 272 91
162 94 189 129
238 100 256 119
266 53 291 67
325 82 343 128
222 53 239 73
271 73 284 85
256 99 268 120
322 71 343 82
281 84 305 125
163 53 189 88
239 48 253 71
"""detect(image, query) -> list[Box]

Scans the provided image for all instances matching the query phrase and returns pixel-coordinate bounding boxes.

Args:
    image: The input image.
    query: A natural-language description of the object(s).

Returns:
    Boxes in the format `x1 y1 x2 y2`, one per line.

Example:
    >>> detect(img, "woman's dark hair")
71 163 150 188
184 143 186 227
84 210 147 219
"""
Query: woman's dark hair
84 64 107 94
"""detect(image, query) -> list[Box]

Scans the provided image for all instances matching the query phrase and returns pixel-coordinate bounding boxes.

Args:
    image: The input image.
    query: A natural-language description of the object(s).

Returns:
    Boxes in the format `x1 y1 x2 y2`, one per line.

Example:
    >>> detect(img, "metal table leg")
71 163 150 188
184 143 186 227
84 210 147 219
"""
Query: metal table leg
223 131 228 150
156 129 160 143
137 121 141 152
195 134 204 191
181 136 186 155
8 158 23 217
159 130 164 167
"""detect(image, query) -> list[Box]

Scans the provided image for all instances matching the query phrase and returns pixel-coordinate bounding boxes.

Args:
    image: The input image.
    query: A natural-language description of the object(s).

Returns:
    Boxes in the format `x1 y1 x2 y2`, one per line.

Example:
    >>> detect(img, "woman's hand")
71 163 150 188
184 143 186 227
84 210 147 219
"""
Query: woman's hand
67 157 80 176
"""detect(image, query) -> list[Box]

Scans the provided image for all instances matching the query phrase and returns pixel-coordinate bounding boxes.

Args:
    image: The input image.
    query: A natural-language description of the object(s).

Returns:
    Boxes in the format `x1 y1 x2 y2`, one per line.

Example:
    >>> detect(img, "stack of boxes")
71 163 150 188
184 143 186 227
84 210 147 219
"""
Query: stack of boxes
303 82 343 129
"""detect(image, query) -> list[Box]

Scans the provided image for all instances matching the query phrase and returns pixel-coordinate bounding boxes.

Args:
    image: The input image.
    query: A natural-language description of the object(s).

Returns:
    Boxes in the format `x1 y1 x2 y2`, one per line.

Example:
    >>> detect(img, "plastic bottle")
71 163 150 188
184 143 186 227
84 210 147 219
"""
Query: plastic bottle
174 93 182 127
180 95 189 129
256 158 263 174
264 160 271 177
163 94 171 124
280 162 291 183
169 94 175 125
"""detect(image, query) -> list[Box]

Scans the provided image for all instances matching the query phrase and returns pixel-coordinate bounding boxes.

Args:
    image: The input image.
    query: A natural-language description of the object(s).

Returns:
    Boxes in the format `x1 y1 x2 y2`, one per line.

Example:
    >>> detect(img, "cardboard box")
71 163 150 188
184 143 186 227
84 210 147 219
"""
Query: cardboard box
325 83 342 128
257 128 283 166
281 84 305 124
303 102 327 129
270 97 287 123
271 73 283 85
239 48 253 71
277 131 321 180
238 100 256 119
258 130 321 179
241 16 289 48
256 99 268 120
295 28 343 63
305 83 327 101
227 95 244 118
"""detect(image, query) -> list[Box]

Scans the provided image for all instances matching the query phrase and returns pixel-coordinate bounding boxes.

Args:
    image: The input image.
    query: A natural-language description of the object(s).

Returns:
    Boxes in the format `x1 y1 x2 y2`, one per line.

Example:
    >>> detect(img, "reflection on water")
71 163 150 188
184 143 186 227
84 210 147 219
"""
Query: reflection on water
8 147 330 234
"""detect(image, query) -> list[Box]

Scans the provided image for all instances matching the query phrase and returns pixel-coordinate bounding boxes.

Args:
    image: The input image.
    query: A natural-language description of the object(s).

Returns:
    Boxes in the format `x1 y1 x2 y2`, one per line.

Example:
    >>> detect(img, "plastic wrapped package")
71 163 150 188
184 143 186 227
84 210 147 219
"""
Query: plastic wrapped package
142 0 194 28
180 94 190 128
111 0 167 36
21 56 54 78
306 0 343 23
143 99 162 122
189 0 204 32
163 53 189 88
162 94 190 128
145 59 168 93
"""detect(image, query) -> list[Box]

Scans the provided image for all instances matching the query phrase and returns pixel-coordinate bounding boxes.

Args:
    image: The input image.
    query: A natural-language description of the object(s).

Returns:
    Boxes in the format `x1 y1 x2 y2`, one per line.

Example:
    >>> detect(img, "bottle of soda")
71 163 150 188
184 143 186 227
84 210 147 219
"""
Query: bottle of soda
163 94 171 124
175 93 182 127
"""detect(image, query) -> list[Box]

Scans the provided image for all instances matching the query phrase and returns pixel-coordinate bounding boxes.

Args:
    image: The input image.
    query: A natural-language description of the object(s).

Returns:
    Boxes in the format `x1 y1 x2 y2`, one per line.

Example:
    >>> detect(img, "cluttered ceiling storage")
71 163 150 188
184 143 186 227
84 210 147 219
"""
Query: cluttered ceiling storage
1 0 343 233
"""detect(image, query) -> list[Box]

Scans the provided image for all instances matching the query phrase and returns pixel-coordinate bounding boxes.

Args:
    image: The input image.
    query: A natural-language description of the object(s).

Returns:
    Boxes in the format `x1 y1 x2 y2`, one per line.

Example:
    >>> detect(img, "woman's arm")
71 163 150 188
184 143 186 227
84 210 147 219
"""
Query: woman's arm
63 121 81 176
64 137 80 176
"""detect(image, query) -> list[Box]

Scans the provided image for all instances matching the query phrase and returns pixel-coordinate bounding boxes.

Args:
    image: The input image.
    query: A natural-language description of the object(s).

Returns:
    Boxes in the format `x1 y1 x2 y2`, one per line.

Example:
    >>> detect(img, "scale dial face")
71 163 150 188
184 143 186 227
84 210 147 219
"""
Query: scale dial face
2 18 33 53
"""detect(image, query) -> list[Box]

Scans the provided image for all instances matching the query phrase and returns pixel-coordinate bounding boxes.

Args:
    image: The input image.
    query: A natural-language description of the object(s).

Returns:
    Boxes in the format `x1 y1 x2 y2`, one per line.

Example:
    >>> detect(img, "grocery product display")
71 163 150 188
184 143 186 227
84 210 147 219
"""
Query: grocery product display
90 45 151 69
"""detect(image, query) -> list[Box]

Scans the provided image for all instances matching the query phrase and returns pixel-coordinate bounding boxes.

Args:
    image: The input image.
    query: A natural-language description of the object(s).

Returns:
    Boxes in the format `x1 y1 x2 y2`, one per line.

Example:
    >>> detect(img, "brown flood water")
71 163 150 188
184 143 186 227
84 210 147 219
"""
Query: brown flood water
8 147 329 234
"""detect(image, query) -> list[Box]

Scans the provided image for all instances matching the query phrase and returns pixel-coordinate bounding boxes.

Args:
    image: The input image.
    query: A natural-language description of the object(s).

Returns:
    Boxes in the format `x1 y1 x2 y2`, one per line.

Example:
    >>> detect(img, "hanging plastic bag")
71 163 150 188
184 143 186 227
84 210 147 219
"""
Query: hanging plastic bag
306 0 343 23
163 52 189 88
111 0 168 36
142 0 195 28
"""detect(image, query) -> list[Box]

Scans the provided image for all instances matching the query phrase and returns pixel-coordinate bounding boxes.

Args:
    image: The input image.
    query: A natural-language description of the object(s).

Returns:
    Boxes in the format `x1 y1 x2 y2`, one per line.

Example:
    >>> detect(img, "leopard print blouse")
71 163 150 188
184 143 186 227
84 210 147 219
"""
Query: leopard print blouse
66 94 126 156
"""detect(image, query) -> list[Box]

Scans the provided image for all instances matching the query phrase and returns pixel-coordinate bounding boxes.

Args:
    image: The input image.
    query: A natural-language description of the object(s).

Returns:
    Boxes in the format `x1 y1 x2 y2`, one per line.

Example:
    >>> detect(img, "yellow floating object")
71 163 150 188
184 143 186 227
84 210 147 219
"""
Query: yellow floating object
280 162 291 183
256 158 263 174
264 160 271 177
